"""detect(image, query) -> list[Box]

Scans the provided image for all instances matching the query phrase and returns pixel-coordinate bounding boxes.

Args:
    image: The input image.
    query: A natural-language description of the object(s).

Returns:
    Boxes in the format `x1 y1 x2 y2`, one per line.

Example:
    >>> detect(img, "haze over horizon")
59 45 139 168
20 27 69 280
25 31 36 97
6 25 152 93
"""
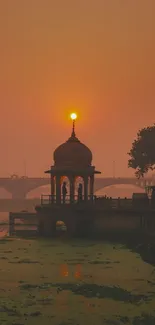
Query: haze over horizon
0 0 155 178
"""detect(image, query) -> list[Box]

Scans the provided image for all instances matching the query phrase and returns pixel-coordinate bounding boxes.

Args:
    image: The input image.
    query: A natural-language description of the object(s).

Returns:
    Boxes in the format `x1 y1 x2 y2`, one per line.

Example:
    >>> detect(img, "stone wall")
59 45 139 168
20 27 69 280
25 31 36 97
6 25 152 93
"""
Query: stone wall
35 206 152 237
94 214 142 233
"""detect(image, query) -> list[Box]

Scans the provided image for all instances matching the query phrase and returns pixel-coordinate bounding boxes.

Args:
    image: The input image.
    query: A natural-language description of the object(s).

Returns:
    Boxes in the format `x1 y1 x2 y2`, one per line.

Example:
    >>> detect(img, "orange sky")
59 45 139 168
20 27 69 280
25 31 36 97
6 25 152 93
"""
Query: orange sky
0 0 155 177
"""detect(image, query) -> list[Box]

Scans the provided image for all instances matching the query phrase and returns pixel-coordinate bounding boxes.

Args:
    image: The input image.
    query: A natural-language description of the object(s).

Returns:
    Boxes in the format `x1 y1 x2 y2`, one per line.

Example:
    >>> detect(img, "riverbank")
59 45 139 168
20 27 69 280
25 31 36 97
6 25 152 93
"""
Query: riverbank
1 215 155 268
90 231 155 267
0 237 155 325
125 234 155 266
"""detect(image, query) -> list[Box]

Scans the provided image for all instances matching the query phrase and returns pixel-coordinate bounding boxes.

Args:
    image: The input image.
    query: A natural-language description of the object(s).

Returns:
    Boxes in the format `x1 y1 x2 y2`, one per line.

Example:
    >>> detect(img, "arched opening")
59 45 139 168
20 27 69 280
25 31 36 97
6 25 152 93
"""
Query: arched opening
60 176 70 203
95 184 145 198
0 187 12 199
26 185 51 198
74 176 84 201
56 221 67 234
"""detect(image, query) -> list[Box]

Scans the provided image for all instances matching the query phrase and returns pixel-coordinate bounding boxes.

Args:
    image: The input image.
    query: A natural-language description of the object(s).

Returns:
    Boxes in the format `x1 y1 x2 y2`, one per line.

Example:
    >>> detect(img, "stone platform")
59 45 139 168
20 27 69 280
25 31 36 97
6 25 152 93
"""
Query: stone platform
9 200 155 238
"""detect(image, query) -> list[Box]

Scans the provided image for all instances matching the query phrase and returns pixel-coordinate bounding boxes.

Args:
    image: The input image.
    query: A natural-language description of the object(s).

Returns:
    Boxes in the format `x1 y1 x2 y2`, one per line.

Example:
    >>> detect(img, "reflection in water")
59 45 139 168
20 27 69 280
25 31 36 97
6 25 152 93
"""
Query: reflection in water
74 264 82 279
0 226 8 238
60 263 82 279
60 264 69 277
57 264 96 312
59 263 84 312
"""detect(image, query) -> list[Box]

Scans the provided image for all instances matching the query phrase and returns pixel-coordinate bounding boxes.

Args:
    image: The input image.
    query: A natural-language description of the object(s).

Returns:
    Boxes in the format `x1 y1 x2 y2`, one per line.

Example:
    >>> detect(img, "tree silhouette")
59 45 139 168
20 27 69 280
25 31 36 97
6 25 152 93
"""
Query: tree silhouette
128 125 155 178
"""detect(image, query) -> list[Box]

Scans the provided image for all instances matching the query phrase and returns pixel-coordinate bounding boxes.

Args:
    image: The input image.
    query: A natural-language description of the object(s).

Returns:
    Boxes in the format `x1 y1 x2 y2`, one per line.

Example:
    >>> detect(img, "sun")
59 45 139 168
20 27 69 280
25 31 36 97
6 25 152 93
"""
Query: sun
70 113 77 120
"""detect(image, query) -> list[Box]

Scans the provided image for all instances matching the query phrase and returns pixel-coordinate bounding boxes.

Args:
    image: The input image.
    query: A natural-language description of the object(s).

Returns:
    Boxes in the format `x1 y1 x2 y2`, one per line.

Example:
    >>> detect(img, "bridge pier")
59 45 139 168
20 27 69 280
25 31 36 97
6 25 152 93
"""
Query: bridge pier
9 213 15 236
11 191 27 199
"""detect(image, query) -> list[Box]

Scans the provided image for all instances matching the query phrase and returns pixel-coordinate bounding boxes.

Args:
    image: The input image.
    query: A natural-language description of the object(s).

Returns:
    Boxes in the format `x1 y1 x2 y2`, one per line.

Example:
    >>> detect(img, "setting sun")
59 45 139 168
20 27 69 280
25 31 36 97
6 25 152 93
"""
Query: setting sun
70 113 77 120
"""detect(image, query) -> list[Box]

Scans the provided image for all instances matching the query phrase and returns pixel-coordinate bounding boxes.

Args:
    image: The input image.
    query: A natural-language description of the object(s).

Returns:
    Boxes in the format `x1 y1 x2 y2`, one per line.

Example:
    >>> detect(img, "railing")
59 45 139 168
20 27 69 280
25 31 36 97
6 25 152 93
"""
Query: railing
40 195 153 209
40 195 94 205
95 197 152 209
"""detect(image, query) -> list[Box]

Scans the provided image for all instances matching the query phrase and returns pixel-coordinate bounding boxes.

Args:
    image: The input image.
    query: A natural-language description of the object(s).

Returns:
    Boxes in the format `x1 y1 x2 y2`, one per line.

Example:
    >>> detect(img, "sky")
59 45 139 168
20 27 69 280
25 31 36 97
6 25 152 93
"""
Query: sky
0 0 155 178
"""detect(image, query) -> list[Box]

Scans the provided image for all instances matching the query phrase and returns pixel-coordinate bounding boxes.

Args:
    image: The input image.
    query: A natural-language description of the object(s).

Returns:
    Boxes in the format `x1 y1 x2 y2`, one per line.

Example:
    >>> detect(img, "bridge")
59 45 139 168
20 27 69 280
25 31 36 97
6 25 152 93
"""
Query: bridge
0 176 154 199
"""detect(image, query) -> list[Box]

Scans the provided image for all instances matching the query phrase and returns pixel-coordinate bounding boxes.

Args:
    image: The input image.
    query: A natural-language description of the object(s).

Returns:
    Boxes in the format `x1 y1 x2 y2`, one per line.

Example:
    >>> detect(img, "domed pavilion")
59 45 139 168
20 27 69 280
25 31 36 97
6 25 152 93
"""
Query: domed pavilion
44 114 101 205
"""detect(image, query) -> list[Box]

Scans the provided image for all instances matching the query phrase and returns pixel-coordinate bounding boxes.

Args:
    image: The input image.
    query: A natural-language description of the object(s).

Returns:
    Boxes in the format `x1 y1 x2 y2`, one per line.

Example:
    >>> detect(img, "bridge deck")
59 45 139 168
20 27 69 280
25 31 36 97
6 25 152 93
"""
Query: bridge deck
0 176 154 199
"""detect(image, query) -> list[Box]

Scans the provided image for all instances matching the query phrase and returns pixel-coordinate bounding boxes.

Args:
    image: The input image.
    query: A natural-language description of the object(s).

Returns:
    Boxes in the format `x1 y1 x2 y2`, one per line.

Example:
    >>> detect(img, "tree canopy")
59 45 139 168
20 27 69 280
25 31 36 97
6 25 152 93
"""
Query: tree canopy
128 124 155 178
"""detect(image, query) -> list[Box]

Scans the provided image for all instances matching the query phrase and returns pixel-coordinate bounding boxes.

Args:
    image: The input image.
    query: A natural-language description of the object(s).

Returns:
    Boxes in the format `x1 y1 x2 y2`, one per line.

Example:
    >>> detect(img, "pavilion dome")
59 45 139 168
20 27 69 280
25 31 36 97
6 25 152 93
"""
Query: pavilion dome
53 130 92 168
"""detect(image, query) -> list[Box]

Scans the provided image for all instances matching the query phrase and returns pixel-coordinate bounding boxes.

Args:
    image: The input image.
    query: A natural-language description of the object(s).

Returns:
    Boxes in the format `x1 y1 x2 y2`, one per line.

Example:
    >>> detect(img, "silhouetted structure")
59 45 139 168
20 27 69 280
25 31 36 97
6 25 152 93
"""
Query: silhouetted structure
78 183 83 202
8 122 155 237
34 119 101 237
42 120 101 205
62 181 67 204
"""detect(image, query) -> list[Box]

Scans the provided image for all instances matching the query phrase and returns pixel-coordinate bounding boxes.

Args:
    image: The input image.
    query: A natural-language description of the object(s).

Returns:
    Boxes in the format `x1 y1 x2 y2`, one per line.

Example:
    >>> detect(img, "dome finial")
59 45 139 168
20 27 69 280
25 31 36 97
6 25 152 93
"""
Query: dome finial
70 113 77 137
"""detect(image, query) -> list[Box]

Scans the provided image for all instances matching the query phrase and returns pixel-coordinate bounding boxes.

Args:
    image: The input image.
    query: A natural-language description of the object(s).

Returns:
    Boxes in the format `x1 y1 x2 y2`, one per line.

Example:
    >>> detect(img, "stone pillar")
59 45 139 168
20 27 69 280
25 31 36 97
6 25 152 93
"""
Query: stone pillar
51 175 55 203
69 176 75 204
90 175 94 201
84 176 88 202
56 175 61 204
9 213 14 236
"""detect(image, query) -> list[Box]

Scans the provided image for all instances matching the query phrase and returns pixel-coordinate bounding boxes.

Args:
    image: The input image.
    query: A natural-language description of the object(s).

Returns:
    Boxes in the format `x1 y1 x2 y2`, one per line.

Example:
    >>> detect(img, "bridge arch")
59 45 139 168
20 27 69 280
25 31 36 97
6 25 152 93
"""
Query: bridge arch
26 181 147 198
95 184 145 198
94 177 151 194
0 187 12 198
26 184 51 198
0 176 152 199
